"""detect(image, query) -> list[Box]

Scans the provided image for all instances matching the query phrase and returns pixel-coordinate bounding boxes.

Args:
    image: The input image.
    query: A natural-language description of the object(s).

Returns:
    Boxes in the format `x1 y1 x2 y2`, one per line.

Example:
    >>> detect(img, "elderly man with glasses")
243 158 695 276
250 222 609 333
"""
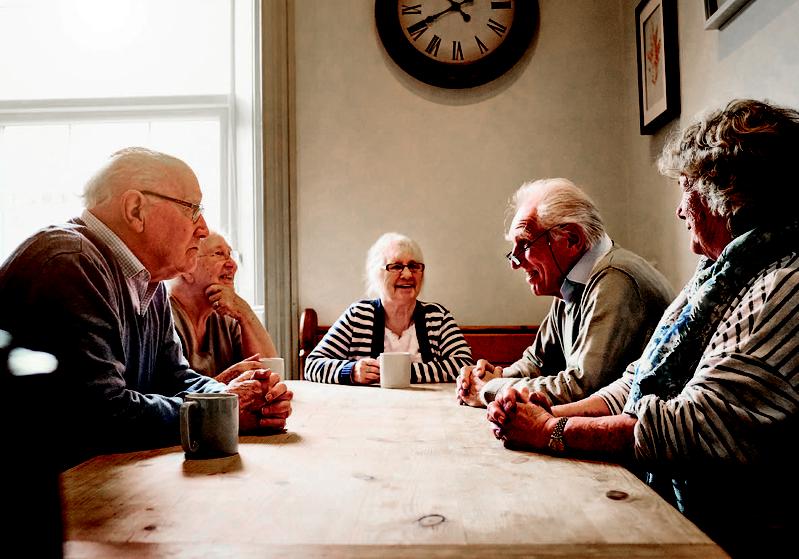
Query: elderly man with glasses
0 147 292 469
456 178 673 409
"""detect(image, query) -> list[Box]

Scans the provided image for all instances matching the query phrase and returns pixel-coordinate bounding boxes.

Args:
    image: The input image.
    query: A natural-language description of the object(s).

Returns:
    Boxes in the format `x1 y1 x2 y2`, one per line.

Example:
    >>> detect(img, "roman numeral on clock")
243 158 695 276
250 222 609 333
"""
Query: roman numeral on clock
487 18 507 37
401 4 422 15
425 34 441 56
406 20 428 41
452 41 464 61
475 35 489 55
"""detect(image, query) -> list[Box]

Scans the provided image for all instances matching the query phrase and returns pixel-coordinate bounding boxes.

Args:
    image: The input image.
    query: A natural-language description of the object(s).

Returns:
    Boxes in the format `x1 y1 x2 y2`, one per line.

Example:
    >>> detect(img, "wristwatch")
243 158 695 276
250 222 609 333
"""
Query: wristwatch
547 417 568 454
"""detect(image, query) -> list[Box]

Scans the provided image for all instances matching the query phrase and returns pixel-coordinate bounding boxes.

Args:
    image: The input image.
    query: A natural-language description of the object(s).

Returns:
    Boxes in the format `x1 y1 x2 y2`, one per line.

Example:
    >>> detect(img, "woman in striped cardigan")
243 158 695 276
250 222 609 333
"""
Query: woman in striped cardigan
305 232 473 385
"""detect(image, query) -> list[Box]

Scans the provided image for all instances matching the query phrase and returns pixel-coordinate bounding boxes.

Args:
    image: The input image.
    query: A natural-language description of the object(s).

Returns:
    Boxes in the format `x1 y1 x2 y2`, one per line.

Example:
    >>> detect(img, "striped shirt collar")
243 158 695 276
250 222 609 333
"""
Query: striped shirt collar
81 209 156 314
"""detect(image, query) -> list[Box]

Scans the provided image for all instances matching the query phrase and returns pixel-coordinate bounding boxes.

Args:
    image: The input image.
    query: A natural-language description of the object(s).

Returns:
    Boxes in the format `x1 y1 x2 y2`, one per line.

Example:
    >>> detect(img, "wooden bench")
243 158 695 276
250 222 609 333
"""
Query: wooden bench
299 307 538 379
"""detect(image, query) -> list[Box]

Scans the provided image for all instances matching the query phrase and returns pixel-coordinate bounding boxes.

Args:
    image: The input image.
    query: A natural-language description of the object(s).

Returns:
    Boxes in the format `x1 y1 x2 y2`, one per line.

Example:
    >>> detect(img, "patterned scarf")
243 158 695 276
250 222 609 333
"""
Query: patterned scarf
629 220 799 404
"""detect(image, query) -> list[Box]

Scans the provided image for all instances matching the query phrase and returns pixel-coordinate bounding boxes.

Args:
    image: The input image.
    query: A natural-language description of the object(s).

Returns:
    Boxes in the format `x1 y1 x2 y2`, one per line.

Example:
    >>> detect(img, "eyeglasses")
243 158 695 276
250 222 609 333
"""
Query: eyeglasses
385 262 425 273
199 249 241 264
505 225 563 266
140 190 204 223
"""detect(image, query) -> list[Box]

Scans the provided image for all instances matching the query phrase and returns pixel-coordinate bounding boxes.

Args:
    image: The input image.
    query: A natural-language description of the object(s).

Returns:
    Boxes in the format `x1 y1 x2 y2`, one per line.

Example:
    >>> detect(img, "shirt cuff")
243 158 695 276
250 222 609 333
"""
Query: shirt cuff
339 361 356 385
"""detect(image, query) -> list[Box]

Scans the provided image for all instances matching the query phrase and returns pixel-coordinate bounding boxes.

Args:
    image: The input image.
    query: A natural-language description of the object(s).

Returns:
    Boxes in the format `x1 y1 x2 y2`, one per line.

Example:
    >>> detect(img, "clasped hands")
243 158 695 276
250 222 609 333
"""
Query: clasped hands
455 359 502 407
221 355 293 433
486 385 559 450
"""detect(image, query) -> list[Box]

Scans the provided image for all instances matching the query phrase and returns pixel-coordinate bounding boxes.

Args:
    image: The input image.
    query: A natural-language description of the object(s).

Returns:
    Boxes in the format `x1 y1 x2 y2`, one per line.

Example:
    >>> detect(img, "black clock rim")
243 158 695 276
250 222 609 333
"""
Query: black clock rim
375 0 537 89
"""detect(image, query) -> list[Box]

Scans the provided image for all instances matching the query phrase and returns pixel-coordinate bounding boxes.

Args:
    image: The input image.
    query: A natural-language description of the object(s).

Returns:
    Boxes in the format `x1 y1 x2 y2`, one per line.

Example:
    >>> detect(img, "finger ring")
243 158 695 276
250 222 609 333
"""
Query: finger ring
213 301 219 308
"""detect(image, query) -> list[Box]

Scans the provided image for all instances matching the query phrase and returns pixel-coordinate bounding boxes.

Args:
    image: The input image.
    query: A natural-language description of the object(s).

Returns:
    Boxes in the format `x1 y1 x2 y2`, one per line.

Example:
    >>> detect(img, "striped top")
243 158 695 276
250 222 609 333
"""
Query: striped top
596 252 799 466
305 299 473 384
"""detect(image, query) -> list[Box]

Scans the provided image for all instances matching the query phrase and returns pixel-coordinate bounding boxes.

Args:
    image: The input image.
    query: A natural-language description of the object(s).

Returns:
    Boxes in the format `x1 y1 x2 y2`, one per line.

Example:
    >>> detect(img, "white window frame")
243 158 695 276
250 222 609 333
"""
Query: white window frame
0 93 251 291
0 98 230 219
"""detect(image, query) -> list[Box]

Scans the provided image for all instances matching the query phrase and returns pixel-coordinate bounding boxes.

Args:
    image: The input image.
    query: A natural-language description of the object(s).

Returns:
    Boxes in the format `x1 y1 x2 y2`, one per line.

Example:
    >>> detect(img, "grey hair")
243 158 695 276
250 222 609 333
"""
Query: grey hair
508 178 605 247
657 99 799 235
82 147 190 208
364 232 424 298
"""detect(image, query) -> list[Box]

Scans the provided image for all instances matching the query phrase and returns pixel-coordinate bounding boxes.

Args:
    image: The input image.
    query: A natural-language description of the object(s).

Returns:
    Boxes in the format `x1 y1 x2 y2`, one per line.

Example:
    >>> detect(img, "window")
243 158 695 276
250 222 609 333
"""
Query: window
0 0 262 307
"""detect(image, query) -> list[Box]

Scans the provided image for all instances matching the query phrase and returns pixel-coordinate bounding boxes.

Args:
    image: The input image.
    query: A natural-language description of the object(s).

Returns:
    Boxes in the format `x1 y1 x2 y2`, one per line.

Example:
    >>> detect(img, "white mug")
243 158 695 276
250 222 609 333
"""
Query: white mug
379 352 411 389
259 357 285 380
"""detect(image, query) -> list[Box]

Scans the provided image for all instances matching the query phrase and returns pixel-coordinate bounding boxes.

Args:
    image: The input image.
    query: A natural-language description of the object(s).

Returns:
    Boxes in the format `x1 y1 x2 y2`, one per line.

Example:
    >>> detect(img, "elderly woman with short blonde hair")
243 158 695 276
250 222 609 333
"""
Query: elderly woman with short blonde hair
305 232 473 385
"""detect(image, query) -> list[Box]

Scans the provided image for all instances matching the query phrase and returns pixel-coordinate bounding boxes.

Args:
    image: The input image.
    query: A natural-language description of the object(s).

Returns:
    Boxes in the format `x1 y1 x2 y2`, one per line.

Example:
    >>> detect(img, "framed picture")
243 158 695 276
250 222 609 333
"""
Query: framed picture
635 0 680 135
704 0 752 30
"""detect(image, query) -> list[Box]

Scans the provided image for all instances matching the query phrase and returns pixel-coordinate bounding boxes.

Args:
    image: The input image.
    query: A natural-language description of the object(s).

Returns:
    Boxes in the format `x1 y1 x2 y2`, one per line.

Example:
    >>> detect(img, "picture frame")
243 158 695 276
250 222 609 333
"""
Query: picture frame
703 0 752 30
635 0 680 135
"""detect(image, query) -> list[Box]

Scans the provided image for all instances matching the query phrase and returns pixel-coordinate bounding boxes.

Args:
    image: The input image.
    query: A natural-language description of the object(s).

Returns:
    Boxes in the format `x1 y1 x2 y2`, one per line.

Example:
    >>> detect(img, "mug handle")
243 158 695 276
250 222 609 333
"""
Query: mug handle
180 400 200 453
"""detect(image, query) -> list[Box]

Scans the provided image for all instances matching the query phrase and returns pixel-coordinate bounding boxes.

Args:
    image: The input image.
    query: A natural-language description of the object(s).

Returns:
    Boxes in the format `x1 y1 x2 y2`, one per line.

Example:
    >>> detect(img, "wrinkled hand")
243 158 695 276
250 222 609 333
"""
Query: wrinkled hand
206 283 249 321
487 386 556 450
214 353 264 384
225 369 294 432
353 357 380 385
456 359 501 407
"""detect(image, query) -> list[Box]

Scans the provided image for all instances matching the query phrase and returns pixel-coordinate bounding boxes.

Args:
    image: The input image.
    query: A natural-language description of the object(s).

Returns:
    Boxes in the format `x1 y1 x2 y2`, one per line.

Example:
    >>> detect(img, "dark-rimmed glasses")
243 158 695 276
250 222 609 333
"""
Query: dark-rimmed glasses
385 262 425 273
140 190 204 223
505 225 562 266
199 249 241 264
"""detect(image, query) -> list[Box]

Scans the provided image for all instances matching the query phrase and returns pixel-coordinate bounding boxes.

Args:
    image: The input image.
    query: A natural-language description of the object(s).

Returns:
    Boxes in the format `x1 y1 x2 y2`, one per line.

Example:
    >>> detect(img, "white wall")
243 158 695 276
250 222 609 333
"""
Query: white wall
294 0 799 327
295 0 633 326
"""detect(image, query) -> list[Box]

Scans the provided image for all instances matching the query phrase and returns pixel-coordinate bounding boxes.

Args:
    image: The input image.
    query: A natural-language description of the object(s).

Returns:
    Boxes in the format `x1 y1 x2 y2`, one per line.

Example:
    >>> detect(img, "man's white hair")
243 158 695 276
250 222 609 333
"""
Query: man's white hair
82 147 189 208
508 178 605 248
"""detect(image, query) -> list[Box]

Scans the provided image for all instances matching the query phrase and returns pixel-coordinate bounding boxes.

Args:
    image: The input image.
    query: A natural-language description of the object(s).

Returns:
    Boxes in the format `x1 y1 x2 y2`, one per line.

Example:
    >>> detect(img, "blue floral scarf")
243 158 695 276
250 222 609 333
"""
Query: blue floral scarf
629 221 799 404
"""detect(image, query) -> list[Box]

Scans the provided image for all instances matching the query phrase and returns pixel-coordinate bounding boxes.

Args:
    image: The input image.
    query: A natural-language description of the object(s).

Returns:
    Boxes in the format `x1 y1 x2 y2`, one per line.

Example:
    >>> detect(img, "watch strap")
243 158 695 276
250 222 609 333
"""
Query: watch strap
547 416 568 454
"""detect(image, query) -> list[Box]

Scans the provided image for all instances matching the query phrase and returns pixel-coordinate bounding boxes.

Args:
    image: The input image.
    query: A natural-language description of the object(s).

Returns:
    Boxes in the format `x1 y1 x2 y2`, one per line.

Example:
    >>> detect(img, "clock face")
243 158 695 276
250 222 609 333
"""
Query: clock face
376 0 537 89
399 1 515 64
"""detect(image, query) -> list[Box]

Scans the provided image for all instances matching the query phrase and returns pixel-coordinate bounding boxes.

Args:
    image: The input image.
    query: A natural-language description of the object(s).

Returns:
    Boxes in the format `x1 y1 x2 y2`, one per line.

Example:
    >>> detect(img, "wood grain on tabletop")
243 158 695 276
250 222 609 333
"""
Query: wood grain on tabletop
61 381 727 558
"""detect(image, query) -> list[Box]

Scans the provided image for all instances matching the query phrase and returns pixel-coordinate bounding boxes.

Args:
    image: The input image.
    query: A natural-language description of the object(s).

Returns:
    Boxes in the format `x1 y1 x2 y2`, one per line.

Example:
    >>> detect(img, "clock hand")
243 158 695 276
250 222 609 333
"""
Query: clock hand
447 0 475 23
421 4 460 26
406 0 475 37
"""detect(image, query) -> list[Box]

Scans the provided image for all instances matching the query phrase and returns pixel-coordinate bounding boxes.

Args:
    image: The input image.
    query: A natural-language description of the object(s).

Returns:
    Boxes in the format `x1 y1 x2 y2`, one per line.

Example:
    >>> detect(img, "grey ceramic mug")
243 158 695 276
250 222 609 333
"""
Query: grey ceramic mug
180 392 239 458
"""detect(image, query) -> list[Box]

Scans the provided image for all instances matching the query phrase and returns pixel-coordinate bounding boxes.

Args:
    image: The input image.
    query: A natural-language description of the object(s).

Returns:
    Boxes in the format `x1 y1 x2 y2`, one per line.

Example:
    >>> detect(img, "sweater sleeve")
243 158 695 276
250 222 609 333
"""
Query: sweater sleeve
411 305 473 383
304 302 368 384
528 269 657 404
480 304 556 404
481 269 663 405
502 300 558 379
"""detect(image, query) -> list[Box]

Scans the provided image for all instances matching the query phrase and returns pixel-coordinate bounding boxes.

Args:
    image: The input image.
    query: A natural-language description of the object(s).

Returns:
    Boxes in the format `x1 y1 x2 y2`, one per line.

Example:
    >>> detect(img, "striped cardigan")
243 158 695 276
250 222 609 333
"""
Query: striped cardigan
594 253 799 551
596 252 799 466
304 299 473 384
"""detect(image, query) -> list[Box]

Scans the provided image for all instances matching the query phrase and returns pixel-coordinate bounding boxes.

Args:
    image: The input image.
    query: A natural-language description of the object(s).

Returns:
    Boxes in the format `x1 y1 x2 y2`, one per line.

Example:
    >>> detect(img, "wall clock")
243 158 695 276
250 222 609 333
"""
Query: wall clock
375 0 538 89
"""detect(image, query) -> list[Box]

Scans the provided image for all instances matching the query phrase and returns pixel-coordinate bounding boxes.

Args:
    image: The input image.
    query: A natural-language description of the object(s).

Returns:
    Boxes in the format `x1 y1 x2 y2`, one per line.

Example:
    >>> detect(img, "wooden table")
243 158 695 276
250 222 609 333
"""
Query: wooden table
62 382 727 558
